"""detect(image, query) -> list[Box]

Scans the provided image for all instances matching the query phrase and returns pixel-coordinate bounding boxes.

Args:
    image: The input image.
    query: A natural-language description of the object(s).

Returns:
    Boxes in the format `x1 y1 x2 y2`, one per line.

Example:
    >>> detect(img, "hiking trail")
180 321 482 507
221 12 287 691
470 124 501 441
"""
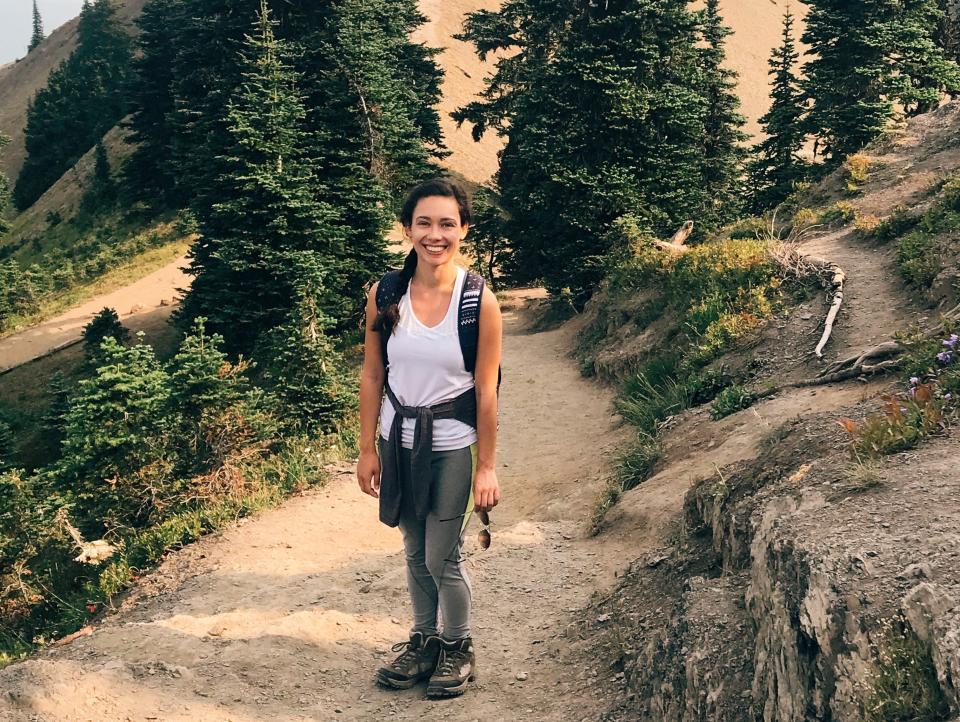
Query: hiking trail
0 292 645 722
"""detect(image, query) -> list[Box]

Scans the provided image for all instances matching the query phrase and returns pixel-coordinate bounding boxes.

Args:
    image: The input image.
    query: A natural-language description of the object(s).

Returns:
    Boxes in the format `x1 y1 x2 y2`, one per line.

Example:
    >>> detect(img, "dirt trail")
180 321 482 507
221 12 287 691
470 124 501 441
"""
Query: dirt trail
0 295 640 722
0 255 189 373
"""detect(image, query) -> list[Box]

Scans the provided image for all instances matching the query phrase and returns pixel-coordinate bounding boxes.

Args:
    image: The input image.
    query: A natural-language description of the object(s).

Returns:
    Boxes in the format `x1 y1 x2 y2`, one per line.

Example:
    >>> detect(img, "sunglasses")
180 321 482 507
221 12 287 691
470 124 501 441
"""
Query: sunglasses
477 509 491 550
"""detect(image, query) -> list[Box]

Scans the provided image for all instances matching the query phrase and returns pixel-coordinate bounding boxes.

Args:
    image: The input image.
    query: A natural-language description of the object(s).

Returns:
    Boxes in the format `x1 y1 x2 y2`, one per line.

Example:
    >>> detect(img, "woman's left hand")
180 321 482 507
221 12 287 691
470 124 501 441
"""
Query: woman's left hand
473 466 501 513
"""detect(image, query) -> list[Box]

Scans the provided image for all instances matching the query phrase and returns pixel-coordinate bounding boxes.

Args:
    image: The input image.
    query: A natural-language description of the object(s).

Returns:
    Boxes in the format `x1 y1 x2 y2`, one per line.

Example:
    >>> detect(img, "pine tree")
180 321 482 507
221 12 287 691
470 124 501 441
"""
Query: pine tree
747 8 808 212
255 254 357 437
13 0 132 210
0 134 11 236
81 140 116 213
82 307 130 363
122 0 184 210
28 0 44 52
699 0 750 227
456 0 709 303
936 0 960 65
53 337 177 533
174 0 347 357
802 0 960 163
464 184 511 290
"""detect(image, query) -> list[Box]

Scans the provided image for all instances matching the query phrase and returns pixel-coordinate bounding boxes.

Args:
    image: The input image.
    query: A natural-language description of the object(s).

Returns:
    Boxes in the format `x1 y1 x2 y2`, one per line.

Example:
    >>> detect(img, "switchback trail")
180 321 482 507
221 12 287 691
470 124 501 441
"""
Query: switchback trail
0 292 636 722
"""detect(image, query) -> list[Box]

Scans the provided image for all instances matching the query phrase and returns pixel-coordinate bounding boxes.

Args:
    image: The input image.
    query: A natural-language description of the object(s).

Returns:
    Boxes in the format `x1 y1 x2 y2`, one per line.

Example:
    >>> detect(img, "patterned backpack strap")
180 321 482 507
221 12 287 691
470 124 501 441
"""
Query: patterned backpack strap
375 269 405 370
457 271 485 373
458 271 502 391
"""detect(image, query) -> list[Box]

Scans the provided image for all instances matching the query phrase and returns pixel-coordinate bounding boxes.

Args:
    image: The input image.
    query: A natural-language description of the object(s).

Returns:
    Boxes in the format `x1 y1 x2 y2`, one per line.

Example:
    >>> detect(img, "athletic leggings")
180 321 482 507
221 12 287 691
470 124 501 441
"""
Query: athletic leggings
380 438 477 641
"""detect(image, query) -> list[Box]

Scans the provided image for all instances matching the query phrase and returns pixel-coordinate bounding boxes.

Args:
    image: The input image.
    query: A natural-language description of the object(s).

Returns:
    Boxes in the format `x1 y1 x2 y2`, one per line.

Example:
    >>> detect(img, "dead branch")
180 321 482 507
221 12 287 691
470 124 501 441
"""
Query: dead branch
652 221 694 254
814 264 846 358
819 340 903 377
52 625 95 647
55 509 117 566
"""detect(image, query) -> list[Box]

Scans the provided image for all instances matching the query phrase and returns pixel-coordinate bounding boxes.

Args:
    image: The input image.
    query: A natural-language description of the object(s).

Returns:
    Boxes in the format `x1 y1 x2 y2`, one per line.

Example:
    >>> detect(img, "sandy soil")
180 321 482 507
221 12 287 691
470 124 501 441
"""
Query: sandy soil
0 295 643 722
0 254 188 373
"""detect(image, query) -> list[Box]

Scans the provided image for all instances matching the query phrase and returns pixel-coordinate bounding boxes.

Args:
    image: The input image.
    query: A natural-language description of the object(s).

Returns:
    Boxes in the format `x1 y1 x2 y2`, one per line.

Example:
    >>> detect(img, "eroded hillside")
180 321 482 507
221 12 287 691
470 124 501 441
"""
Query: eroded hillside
579 104 960 721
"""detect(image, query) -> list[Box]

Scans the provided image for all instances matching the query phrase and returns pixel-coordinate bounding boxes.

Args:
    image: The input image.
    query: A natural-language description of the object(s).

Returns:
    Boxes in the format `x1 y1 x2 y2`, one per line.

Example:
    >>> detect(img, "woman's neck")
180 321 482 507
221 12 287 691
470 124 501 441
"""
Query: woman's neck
412 259 458 289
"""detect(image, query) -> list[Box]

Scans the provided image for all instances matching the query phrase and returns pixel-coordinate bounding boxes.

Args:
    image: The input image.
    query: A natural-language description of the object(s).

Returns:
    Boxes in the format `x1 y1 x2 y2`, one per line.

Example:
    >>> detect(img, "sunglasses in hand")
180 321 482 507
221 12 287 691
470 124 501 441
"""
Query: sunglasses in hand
477 509 491 550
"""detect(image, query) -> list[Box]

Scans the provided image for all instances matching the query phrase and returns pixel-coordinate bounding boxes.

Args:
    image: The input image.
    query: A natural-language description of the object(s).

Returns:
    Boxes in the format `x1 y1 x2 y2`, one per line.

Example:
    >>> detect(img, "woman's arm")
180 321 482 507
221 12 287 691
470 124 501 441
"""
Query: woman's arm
357 283 386 498
473 285 503 512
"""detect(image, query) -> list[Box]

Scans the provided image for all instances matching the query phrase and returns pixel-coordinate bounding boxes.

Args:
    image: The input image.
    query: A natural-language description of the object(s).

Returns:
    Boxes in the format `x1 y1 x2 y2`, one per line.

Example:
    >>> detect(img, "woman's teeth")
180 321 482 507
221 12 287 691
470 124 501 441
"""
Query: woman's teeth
424 244 447 255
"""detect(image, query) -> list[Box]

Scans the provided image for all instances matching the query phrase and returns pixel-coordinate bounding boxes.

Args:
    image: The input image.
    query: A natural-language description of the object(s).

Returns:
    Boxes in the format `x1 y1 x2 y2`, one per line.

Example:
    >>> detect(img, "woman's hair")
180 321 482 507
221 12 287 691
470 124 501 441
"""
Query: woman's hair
373 178 473 343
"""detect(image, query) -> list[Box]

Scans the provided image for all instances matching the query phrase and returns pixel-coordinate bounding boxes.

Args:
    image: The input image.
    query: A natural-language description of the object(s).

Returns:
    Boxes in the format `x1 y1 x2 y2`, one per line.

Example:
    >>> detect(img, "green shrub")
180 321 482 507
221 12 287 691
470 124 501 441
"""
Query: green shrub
711 384 756 419
896 231 941 287
871 207 918 243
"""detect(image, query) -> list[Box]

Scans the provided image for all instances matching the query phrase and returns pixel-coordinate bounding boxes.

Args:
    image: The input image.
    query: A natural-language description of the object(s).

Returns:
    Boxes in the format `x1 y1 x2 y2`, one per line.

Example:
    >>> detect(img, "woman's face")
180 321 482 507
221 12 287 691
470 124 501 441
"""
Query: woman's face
405 195 469 268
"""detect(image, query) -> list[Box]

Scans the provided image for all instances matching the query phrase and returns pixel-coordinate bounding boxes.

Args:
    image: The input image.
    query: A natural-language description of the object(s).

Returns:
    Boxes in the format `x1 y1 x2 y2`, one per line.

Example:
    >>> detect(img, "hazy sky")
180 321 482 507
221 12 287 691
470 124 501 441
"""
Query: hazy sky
1 1 85 65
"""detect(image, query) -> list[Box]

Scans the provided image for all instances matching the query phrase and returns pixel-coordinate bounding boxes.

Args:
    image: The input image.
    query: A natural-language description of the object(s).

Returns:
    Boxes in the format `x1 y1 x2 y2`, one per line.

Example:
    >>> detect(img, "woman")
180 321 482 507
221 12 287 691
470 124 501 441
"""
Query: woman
356 178 503 699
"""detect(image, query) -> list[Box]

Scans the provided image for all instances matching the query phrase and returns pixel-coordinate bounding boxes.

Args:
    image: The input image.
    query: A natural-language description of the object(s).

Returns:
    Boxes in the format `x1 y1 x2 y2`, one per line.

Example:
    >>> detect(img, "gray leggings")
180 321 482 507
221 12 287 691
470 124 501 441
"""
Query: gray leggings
381 438 477 641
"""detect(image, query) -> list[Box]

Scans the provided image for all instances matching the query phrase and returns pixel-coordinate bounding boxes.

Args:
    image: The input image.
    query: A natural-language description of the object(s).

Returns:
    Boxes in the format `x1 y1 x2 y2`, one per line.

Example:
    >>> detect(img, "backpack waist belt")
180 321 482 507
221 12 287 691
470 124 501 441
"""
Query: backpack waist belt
379 380 478 528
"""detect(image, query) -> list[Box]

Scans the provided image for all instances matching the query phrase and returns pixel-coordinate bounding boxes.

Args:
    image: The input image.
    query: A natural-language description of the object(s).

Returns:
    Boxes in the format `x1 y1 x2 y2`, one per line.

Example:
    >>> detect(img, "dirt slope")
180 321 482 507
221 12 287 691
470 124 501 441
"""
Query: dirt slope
0 294 641 722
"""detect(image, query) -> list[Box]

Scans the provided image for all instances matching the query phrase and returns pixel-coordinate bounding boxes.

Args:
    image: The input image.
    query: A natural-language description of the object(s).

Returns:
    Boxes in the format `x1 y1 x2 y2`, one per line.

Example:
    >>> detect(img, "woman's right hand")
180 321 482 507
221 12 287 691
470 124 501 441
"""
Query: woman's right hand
357 449 381 498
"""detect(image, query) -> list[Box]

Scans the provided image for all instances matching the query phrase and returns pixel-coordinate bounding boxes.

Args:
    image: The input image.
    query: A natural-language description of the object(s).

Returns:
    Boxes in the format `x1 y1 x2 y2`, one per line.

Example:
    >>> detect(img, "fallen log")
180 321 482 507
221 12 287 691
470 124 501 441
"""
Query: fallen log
652 221 694 254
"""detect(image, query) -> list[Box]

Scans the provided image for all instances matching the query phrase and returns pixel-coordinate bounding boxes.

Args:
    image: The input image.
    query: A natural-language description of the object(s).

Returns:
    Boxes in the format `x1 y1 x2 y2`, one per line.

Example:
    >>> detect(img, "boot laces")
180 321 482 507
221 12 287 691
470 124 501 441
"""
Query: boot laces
390 639 420 669
435 647 468 676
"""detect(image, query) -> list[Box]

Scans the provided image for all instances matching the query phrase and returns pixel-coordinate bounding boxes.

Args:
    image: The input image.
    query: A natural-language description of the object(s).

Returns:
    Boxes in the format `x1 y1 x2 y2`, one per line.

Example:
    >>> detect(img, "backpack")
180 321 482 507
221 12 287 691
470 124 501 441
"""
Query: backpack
375 268 501 389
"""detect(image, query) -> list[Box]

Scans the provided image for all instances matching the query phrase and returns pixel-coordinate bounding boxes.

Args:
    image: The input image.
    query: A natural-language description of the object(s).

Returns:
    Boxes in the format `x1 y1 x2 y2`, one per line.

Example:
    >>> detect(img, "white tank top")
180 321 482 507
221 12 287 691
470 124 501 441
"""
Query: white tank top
379 266 478 451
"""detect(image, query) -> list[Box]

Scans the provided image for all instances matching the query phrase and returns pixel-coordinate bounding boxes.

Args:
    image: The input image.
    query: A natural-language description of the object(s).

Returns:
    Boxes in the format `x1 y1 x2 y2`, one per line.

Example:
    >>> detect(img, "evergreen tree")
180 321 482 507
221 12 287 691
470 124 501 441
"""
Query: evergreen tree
255 255 357 437
747 8 808 212
174 0 347 356
698 0 749 227
456 0 709 303
13 0 133 210
936 0 960 65
166 317 254 471
28 0 44 52
165 0 441 330
39 371 72 462
0 134 11 236
82 307 130 363
802 0 960 163
122 0 184 210
464 184 511 290
53 337 177 533
81 140 116 213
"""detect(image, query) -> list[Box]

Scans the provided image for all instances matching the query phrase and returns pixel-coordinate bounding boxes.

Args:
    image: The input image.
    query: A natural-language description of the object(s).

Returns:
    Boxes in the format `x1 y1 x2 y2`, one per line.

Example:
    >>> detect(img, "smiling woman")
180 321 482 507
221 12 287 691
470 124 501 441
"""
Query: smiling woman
356 177 503 700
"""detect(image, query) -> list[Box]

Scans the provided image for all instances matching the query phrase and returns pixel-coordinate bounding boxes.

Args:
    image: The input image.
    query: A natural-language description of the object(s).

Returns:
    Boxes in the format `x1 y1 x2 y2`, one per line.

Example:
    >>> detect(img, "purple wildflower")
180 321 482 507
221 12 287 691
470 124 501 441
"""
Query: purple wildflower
944 393 953 401
944 334 958 349
910 376 920 386
937 351 953 364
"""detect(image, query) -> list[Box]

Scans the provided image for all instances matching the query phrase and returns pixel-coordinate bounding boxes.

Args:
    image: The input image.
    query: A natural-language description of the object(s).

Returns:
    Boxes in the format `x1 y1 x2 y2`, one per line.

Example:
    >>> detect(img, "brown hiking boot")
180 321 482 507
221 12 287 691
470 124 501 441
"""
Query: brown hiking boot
375 632 441 689
426 637 476 698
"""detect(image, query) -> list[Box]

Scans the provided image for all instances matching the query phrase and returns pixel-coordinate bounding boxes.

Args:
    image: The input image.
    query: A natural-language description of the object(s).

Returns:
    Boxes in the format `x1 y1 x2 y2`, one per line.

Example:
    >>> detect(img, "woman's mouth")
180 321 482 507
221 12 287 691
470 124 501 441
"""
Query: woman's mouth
423 243 448 256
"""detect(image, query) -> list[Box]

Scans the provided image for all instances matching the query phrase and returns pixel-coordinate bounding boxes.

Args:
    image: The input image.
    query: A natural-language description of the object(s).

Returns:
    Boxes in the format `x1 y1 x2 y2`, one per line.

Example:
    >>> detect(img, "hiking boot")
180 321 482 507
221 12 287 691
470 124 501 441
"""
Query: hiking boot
375 632 441 689
426 637 476 698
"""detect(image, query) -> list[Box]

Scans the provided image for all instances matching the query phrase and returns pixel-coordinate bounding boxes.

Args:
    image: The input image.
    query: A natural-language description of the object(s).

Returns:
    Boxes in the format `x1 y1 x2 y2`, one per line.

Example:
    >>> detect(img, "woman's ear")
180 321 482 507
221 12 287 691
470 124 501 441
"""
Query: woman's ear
460 223 470 240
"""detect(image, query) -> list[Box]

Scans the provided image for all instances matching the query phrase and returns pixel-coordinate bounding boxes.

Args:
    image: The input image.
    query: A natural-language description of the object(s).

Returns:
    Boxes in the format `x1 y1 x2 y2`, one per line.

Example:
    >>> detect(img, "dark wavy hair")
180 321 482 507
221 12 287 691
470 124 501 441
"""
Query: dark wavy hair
373 178 473 342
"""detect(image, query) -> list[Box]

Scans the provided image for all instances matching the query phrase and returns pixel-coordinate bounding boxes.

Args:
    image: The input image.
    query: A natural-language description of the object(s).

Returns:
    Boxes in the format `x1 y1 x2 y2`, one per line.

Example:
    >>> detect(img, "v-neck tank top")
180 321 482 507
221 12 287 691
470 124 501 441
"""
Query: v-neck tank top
379 266 478 451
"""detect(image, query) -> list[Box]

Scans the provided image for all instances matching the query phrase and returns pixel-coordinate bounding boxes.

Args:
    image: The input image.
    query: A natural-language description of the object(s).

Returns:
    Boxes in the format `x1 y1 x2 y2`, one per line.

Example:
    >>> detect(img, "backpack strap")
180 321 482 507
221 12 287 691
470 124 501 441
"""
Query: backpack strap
457 271 484 374
376 269 405 371
458 271 502 390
